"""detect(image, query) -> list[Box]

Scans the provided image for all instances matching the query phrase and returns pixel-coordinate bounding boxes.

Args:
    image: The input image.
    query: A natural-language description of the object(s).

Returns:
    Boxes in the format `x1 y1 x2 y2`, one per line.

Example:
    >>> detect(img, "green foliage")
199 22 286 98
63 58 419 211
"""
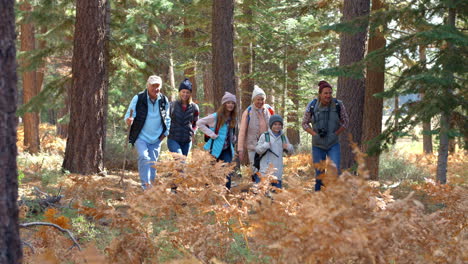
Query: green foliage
379 149 431 184
18 170 25 185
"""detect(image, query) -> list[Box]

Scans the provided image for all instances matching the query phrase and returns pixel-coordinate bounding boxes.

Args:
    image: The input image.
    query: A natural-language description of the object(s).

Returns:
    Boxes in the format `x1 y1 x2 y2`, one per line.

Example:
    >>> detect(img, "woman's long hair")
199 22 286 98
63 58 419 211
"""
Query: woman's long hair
215 102 237 131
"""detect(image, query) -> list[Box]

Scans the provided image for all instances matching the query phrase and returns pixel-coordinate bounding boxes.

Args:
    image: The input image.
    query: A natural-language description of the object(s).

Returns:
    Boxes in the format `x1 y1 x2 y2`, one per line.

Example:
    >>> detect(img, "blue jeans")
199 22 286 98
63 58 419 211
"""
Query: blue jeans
167 138 192 156
135 138 162 189
312 143 341 191
217 148 233 189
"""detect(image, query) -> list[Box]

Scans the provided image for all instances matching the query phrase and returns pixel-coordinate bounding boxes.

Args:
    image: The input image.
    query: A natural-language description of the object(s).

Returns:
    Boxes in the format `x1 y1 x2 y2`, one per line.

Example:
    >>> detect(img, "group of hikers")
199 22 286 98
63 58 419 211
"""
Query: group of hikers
124 75 349 192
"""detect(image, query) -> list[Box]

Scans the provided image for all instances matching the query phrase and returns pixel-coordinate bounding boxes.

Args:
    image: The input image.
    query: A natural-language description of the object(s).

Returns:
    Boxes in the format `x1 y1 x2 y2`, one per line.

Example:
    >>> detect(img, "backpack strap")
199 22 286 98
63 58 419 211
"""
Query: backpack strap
280 134 286 144
247 104 274 124
209 113 218 152
308 98 318 118
264 131 270 142
158 94 168 117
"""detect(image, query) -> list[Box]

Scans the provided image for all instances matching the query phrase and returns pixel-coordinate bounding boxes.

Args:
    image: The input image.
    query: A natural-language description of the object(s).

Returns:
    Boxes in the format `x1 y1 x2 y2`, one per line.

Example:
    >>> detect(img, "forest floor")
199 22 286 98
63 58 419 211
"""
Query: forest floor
16 124 468 263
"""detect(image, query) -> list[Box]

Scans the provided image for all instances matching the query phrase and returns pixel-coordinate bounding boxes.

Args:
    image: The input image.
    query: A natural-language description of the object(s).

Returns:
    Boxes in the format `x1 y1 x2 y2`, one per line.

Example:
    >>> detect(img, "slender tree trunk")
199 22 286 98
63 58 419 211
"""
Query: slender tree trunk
212 0 235 109
336 0 370 170
287 60 300 145
394 96 399 128
419 45 433 154
280 59 287 118
0 0 22 261
362 0 385 180
436 4 457 184
448 113 456 153
63 0 109 174
21 0 40 153
168 51 176 102
57 78 71 138
203 64 215 114
182 18 198 102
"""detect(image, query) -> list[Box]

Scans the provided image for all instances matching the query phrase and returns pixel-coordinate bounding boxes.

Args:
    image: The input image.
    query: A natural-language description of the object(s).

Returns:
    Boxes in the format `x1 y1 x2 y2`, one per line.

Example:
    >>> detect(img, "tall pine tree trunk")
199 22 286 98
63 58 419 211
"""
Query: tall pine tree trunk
419 45 433 154
21 0 40 154
362 0 385 180
63 0 109 174
436 4 457 184
336 0 370 170
212 0 236 109
286 60 300 145
239 0 254 164
0 0 22 261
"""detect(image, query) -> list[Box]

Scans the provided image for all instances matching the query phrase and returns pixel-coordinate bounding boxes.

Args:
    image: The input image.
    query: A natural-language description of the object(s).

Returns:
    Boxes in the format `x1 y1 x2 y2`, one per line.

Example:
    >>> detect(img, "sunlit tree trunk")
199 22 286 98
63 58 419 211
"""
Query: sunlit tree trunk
21 0 40 153
0 0 22 261
362 0 385 180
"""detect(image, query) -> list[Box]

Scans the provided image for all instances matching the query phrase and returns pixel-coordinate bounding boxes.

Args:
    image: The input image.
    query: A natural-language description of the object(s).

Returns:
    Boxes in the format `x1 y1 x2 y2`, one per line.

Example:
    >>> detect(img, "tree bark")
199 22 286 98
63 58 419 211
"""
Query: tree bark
362 0 385 180
21 0 40 154
286 60 300 146
63 0 109 174
336 0 370 170
212 0 236 109
0 0 22 262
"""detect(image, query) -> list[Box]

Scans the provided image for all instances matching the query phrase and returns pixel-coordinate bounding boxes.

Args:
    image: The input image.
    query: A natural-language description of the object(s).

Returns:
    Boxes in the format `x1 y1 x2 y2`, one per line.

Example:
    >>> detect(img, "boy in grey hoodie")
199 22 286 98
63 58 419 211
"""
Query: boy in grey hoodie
255 115 294 188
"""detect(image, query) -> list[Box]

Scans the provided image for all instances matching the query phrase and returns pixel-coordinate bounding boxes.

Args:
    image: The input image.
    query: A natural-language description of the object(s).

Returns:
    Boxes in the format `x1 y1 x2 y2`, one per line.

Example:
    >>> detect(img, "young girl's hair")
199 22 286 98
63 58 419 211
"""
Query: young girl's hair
215 102 237 131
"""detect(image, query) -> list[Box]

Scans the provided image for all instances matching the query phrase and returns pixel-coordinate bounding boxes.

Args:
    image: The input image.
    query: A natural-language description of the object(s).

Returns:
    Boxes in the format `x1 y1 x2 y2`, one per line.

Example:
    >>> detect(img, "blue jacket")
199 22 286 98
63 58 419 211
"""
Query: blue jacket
199 113 235 159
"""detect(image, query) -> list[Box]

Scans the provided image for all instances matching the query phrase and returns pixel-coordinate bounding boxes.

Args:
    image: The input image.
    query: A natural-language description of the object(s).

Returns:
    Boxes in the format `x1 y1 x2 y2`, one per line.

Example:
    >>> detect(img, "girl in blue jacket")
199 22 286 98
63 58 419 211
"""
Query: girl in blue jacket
197 92 237 189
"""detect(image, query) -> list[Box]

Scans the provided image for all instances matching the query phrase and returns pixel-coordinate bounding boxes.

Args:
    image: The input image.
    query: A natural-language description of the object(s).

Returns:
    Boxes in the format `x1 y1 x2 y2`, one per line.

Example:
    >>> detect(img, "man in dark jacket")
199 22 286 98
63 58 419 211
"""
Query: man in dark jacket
125 75 171 189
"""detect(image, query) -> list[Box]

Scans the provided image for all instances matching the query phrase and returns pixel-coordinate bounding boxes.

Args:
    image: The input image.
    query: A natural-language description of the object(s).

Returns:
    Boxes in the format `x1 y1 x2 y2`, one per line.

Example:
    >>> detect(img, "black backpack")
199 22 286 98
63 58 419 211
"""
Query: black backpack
308 98 341 120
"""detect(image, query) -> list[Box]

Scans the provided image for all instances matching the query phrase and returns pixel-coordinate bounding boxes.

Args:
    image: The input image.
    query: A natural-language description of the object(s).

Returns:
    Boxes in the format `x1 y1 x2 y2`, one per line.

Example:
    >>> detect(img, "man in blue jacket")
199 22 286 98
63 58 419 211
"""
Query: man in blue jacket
125 75 171 189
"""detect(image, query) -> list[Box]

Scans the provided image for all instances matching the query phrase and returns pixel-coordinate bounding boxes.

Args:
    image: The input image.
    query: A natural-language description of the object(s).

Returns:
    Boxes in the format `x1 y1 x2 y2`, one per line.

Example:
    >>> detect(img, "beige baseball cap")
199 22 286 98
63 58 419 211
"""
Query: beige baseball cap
147 75 162 85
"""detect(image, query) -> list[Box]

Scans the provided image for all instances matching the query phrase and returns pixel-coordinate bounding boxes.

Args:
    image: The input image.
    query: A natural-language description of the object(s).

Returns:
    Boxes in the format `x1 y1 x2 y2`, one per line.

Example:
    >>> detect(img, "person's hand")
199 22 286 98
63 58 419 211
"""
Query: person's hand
309 129 317 136
210 134 218 140
283 143 288 149
126 117 133 126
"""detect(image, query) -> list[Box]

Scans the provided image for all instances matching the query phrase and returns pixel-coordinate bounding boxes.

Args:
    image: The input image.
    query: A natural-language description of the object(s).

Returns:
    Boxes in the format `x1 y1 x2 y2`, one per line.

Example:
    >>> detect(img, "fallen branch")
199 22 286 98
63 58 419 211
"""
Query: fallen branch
20 222 81 251
22 240 36 254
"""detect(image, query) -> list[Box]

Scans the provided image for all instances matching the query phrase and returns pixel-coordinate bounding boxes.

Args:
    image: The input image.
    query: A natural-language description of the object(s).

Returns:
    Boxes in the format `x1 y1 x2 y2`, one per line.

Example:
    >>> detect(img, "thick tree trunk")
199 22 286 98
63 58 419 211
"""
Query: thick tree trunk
336 0 370 170
63 0 109 174
212 0 236 109
203 64 215 114
0 0 22 262
21 0 40 154
362 0 385 180
239 0 254 164
418 45 433 154
286 61 300 146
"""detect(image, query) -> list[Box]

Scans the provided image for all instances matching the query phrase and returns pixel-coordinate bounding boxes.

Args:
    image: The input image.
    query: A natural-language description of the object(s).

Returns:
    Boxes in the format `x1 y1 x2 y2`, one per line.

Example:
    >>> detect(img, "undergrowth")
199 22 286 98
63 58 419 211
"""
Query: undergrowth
17 126 467 263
